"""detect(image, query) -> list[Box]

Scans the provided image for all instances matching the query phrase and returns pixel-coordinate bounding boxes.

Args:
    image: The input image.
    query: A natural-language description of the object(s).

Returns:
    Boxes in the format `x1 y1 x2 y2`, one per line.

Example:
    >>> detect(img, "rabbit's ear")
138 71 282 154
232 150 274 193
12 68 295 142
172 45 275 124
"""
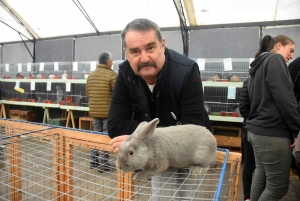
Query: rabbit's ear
136 118 159 140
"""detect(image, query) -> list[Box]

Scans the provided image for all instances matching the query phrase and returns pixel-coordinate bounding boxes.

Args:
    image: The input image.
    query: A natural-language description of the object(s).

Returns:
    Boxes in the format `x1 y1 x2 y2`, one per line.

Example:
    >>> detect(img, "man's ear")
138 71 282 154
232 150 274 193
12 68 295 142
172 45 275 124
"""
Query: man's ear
123 48 128 59
161 38 166 51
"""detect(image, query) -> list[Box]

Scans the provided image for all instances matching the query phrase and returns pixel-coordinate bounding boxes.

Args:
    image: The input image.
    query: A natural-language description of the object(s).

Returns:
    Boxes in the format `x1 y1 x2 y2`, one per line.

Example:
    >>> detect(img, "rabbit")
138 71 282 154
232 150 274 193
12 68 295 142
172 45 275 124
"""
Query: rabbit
116 118 217 181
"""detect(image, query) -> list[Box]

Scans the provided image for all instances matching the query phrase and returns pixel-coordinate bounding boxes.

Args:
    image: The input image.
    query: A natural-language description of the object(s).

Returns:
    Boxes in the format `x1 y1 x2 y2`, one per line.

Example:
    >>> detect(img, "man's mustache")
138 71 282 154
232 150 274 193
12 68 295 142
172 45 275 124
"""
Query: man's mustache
138 61 157 71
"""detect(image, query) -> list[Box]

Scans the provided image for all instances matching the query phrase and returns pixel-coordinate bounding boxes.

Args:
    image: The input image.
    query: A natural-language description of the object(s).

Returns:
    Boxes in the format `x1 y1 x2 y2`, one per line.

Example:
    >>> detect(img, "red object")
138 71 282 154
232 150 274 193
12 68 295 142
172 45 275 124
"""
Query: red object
66 97 72 102
31 99 36 102
67 76 72 79
60 101 65 105
222 79 228 82
41 75 46 79
3 76 11 79
27 99 31 102
231 112 238 117
71 103 78 106
47 100 53 104
221 111 227 116
17 76 24 79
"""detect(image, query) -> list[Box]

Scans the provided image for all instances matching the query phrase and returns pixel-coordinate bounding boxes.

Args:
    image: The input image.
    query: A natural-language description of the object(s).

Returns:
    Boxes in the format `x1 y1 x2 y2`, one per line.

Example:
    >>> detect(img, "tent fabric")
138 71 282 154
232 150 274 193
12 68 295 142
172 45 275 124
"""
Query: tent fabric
1 0 300 43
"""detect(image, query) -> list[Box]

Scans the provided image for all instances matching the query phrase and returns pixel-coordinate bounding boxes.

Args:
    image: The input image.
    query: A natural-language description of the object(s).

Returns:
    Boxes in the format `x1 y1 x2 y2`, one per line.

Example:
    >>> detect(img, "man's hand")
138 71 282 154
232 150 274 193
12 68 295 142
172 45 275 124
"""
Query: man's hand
290 138 297 149
109 135 130 152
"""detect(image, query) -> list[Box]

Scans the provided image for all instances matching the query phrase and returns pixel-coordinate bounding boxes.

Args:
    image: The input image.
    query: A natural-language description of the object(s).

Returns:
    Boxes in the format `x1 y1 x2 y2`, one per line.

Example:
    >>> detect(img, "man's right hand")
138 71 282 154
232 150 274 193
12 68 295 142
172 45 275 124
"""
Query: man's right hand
109 135 130 152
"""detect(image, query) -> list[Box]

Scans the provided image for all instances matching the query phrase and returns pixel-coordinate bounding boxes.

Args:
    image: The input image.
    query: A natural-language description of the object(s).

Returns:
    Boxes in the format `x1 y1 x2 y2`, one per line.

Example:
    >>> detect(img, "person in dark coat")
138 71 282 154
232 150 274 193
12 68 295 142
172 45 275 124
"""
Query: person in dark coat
108 18 210 200
289 57 300 104
239 78 255 201
288 57 300 179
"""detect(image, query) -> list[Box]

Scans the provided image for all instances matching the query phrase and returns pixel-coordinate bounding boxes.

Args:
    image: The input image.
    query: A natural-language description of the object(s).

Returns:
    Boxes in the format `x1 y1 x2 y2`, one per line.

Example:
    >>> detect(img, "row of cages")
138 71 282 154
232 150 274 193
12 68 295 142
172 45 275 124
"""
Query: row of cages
0 82 88 106
192 58 252 82
0 84 242 116
0 61 124 79
0 58 252 81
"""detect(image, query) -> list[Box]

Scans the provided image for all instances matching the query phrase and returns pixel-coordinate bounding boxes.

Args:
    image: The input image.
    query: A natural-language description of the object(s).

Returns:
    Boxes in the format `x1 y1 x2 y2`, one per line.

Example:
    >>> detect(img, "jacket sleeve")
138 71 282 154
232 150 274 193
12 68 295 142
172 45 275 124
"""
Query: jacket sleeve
239 79 250 119
267 55 300 138
180 65 206 127
107 72 140 138
110 71 117 91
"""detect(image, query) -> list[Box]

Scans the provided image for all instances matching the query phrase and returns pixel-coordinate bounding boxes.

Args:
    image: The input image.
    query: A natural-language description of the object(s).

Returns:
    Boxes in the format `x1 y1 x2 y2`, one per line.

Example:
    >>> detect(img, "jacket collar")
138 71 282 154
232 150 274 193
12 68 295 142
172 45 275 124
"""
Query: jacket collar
97 64 111 69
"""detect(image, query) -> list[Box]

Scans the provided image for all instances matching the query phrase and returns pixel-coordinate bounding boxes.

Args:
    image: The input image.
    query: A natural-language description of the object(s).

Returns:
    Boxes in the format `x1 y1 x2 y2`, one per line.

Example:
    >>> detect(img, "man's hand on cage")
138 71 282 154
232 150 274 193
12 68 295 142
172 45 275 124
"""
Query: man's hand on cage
109 135 131 152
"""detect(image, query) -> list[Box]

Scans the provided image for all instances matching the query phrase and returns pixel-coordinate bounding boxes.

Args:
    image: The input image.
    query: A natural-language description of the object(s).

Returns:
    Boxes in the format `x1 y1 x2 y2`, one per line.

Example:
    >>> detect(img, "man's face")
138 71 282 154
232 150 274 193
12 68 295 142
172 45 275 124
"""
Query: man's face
124 29 166 84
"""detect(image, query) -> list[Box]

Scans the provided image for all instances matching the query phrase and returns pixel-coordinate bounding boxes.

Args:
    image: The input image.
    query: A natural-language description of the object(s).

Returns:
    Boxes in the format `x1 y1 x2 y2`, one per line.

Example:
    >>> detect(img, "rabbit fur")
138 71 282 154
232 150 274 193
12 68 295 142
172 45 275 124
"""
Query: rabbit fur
116 118 217 181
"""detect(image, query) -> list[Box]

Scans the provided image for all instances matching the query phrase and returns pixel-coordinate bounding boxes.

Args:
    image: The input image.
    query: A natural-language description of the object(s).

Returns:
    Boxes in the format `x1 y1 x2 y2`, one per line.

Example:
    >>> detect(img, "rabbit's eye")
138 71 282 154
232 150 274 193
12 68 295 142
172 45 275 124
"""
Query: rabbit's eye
129 150 134 156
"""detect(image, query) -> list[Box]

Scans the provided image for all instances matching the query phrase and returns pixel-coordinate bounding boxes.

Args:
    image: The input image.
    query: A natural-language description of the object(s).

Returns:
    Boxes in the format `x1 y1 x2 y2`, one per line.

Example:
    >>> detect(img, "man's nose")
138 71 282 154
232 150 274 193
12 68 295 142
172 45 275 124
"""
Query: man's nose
140 50 150 63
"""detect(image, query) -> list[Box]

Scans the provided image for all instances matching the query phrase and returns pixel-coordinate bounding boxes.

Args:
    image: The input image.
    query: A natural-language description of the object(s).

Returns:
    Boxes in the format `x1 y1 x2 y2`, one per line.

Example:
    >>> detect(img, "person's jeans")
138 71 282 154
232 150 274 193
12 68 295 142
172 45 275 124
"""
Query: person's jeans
150 167 202 201
91 118 109 166
248 131 292 201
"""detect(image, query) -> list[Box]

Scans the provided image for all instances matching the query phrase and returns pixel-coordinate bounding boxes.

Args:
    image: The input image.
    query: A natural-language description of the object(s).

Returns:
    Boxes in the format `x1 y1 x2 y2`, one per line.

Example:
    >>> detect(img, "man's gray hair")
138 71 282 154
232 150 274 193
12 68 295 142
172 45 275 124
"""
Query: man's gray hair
121 19 162 48
99 52 113 64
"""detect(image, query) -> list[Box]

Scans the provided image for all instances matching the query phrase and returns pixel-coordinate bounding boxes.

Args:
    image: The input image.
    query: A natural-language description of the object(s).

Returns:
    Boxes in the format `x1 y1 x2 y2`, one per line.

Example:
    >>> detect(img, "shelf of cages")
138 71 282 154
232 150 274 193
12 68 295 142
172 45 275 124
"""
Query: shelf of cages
0 80 88 108
0 61 98 82
204 84 243 122
192 58 252 83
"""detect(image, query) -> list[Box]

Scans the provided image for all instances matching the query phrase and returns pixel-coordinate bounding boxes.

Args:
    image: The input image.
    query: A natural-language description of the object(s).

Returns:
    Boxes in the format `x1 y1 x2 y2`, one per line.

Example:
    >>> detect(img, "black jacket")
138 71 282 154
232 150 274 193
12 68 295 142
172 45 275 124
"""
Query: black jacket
239 78 250 120
288 57 300 102
246 52 300 139
108 48 208 138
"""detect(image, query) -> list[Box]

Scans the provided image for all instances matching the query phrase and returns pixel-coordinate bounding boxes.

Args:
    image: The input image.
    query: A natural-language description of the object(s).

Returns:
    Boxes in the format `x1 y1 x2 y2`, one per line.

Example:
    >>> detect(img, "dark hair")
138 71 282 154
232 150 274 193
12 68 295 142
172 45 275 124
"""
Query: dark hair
99 52 112 64
121 18 163 48
255 35 295 58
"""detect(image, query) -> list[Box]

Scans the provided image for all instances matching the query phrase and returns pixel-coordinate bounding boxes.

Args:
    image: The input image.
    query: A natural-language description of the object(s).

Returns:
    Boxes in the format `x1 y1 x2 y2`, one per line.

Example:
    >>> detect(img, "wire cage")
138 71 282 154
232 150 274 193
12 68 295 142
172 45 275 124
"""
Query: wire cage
191 58 251 82
0 119 241 201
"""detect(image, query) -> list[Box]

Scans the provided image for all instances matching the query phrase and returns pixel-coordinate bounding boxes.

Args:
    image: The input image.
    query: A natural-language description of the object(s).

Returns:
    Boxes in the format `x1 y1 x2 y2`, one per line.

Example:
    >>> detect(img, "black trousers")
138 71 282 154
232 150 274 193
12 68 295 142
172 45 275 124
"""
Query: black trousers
242 127 255 200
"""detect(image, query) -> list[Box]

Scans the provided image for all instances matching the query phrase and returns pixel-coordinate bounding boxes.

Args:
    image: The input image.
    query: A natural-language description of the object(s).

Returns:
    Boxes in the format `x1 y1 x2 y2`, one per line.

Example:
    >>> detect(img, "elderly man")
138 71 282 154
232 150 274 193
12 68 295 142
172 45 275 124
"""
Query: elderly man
108 18 210 200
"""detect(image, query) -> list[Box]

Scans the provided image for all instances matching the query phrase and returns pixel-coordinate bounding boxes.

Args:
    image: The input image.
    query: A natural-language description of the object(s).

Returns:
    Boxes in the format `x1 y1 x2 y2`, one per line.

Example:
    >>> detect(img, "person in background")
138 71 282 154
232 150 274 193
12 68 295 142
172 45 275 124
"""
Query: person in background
246 35 300 200
239 78 255 201
108 18 210 200
288 57 300 179
86 51 117 172
288 57 300 106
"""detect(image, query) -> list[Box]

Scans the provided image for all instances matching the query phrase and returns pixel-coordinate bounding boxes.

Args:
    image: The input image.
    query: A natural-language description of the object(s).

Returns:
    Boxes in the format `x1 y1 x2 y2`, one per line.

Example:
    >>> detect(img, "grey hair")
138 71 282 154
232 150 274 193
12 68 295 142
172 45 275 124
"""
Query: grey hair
99 52 113 64
121 18 162 48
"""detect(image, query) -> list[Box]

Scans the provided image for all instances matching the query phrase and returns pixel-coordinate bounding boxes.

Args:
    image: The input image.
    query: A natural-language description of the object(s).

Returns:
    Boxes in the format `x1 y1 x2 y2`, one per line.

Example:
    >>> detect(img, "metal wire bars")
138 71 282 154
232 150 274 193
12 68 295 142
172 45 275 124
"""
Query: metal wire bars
0 119 241 201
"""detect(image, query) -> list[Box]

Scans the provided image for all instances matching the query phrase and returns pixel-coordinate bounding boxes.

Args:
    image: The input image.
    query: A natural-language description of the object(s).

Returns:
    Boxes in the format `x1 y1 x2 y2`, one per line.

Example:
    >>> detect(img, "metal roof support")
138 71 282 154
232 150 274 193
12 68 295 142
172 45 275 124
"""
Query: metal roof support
0 0 36 61
0 19 35 61
72 0 99 34
173 0 189 57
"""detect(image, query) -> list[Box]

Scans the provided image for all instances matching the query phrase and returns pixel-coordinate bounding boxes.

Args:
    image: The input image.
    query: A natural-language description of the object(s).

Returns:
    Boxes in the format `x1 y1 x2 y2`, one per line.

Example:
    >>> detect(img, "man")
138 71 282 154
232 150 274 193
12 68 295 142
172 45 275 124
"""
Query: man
86 51 117 172
108 19 209 200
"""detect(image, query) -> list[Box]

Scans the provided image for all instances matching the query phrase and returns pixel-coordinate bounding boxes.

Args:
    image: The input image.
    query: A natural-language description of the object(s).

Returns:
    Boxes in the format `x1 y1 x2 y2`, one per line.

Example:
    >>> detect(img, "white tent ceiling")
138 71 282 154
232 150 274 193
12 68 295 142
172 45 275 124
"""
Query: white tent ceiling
1 0 300 43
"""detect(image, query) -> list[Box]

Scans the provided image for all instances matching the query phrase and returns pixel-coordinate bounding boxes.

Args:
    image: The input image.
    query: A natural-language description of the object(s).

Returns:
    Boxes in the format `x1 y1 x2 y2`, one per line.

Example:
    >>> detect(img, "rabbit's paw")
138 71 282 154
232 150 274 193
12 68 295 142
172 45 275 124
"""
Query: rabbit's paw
133 172 151 181
189 166 209 178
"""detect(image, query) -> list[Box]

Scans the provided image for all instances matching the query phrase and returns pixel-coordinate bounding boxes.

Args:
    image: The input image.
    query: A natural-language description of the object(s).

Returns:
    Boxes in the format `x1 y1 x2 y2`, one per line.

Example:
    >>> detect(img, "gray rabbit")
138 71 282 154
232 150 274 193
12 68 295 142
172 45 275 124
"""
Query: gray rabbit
116 118 217 181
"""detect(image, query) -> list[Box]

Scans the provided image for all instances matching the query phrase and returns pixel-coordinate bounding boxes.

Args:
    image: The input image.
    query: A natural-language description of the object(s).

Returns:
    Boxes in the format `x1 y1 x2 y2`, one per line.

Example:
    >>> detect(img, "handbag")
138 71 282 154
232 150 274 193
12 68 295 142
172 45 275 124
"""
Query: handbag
293 134 300 161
